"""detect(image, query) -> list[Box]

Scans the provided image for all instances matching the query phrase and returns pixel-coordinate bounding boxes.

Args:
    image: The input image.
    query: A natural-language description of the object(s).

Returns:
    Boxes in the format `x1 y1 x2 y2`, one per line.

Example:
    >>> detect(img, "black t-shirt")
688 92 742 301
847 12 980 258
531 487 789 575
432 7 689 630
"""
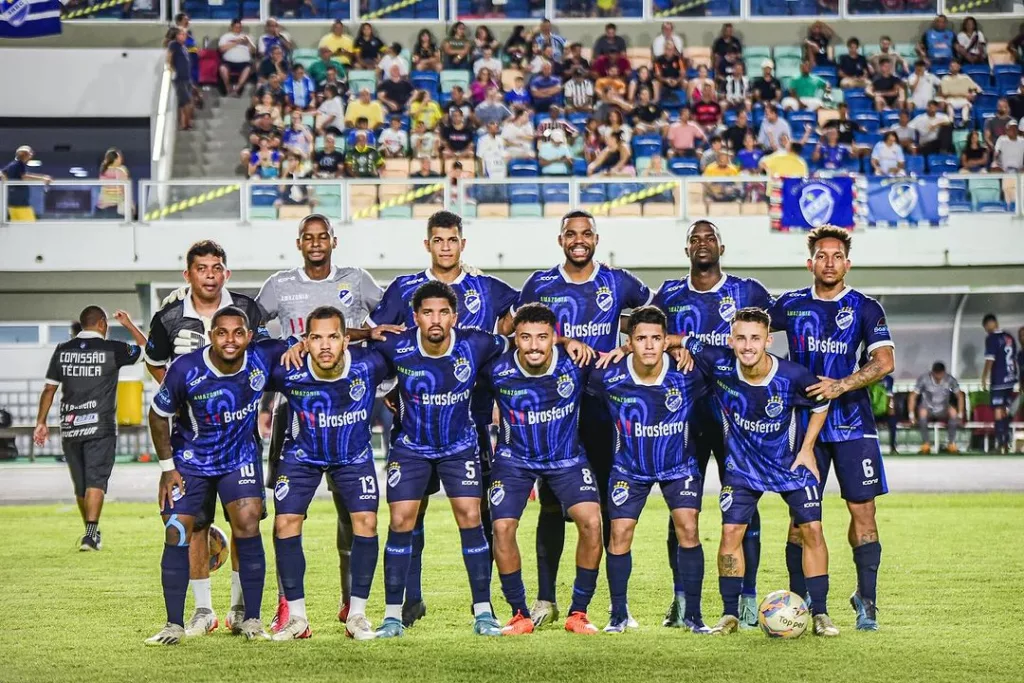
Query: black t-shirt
258 57 289 80
46 334 142 442
441 123 474 151
724 124 752 151
808 35 830 65
378 79 414 108
354 35 384 61
872 75 902 96
315 149 345 176
655 54 683 80
712 36 742 58
632 103 663 124
563 57 591 74
1008 94 1024 121
838 54 867 78
822 118 863 145
751 76 780 102
963 146 987 162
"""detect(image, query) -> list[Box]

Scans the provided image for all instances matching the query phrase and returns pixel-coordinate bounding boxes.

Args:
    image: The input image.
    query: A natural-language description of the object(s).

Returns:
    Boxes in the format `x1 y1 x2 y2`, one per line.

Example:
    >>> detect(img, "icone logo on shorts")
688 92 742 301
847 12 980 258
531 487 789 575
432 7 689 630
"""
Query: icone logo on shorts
489 481 505 506
171 485 184 502
387 462 401 487
337 287 355 307
835 306 855 331
249 368 266 392
274 475 290 501
611 480 630 507
719 487 734 512
349 377 366 402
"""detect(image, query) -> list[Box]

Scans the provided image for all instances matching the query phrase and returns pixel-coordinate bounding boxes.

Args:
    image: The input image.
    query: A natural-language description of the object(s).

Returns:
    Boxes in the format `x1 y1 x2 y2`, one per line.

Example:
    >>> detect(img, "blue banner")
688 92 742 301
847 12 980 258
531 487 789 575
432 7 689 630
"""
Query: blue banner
0 0 62 38
777 177 855 231
857 176 949 227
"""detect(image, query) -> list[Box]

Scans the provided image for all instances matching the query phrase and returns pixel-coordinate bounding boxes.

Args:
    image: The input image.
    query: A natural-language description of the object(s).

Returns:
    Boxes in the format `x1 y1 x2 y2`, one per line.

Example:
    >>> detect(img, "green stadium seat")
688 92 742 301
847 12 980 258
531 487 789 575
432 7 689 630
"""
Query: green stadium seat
744 46 773 62
380 205 413 219
773 46 803 61
317 196 342 216
440 70 471 93
315 136 325 152
510 204 542 218
250 206 278 220
302 114 315 129
348 69 378 94
293 48 319 60
952 129 970 155
896 43 919 61
461 203 477 218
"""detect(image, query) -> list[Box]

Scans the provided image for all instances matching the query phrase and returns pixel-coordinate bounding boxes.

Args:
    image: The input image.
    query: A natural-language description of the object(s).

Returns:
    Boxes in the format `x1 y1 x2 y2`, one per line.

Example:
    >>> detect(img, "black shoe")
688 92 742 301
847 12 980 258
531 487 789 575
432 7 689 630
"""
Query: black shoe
80 535 100 552
402 600 427 628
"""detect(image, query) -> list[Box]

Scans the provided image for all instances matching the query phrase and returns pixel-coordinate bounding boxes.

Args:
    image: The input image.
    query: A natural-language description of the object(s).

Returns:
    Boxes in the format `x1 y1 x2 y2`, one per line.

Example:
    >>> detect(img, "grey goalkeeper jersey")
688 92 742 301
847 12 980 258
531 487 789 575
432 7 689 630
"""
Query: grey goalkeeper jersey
256 265 383 339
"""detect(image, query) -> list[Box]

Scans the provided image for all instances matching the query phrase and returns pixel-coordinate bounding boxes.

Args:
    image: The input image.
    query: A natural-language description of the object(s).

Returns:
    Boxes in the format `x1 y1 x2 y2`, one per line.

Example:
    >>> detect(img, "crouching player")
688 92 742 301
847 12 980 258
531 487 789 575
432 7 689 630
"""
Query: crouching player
485 303 603 636
591 306 711 633
268 306 391 641
683 308 840 637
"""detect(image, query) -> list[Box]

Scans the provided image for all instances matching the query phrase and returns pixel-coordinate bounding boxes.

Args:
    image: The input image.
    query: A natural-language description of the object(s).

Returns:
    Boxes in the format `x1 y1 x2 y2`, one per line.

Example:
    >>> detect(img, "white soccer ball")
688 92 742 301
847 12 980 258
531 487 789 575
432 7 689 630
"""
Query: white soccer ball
758 590 809 639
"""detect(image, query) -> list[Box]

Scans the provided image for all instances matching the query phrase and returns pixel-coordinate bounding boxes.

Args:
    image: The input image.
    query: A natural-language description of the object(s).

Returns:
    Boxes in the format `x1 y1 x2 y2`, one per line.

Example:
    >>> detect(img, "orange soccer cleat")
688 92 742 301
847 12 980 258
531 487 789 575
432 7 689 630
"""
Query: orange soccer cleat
564 611 599 635
502 611 535 636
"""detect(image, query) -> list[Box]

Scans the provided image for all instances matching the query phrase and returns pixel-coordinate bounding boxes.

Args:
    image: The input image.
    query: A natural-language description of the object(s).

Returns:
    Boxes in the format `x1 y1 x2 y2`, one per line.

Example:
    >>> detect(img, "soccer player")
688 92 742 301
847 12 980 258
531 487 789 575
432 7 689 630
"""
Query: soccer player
485 303 603 636
652 219 772 629
367 209 518 626
516 209 652 627
769 225 895 632
590 306 710 634
145 240 270 637
981 314 1019 454
33 307 146 550
146 306 276 646
267 306 390 641
683 308 838 637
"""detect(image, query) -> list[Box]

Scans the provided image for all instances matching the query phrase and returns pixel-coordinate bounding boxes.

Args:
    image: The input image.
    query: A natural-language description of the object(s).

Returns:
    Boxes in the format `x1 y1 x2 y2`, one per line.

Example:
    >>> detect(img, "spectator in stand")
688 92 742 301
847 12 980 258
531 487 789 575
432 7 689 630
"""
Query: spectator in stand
472 26 499 61
378 43 409 78
563 43 591 78
1010 82 1024 121
839 38 870 89
595 65 631 117
445 86 473 122
346 117 378 149
471 68 499 105
723 109 752 151
587 131 633 176
938 60 981 126
354 23 384 70
908 361 964 454
443 22 472 70
254 74 286 106
379 117 408 158
218 19 256 97
281 110 314 160
751 59 782 106
642 154 669 180
736 132 763 171
700 136 725 171
476 121 507 181
654 41 685 100
411 120 439 159
475 88 512 128
501 107 536 159
249 136 282 179
908 60 940 113
538 128 573 175
718 46 743 81
712 23 742 76
629 65 659 103
308 47 346 88
918 14 955 67
505 75 531 110
804 21 834 66
985 99 1013 150
95 148 129 219
759 136 809 184
474 46 502 79
277 153 315 211
168 29 195 130
757 104 792 152
409 89 443 131
693 83 722 133
782 61 828 112
564 67 595 113
666 108 705 157
319 20 354 67
533 19 567 62
537 105 579 142
284 63 316 112
502 26 531 71
344 87 385 129
412 29 441 73
593 48 631 79
910 100 953 155
702 150 741 202
821 103 864 147
446 160 473 204
582 118 603 164
377 65 414 114
868 36 908 77
441 108 476 161
168 13 198 101
255 91 285 128
313 134 344 177
814 128 853 170
258 18 293 57
868 59 906 112
722 62 749 111
594 23 627 57
318 67 348 98
530 62 563 114
315 84 345 136
884 109 915 153
1008 22 1024 66
959 130 989 172
530 45 560 76
632 89 668 135
955 16 987 66
411 157 443 202
345 130 384 178
652 22 683 59
991 120 1024 172
599 109 632 145
688 65 715 104
247 111 283 152
259 45 290 83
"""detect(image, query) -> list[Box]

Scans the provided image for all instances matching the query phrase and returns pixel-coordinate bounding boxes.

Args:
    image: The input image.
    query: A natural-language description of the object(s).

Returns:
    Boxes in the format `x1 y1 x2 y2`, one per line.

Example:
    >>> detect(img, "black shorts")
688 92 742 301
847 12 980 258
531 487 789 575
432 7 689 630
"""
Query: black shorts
224 60 249 77
64 436 116 497
174 80 192 107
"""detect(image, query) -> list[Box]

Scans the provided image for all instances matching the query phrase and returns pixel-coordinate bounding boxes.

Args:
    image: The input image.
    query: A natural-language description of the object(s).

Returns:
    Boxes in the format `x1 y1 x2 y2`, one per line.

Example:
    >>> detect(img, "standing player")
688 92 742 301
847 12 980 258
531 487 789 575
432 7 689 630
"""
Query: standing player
146 307 276 645
33 307 146 550
267 307 390 641
367 210 519 626
683 309 838 637
769 226 895 632
145 240 270 637
652 220 773 629
590 307 710 633
981 314 1019 454
485 303 603 636
516 209 652 627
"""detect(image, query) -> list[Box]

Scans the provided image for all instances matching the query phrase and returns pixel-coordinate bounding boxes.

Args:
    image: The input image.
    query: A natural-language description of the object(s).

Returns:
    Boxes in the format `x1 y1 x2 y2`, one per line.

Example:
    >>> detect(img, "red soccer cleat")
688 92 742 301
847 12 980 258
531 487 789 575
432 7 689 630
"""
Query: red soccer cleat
338 601 350 623
270 595 289 633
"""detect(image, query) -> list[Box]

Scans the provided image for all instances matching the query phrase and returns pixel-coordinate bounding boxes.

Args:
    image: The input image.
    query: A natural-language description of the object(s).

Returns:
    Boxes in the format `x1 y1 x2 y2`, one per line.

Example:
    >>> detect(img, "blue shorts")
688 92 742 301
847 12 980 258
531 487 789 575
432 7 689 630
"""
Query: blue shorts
488 459 600 521
162 461 264 518
815 438 888 503
719 480 822 526
385 446 481 503
608 471 704 521
990 389 1015 408
273 458 379 516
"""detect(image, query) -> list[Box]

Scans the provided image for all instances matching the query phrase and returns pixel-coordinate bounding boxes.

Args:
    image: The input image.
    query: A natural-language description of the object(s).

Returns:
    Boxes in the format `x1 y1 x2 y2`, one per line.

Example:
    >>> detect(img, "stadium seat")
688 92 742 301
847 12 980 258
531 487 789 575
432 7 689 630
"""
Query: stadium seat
508 183 540 204
952 129 970 155
573 158 588 176
477 203 509 217
249 206 278 220
632 135 663 159
744 46 773 62
627 47 652 70
669 158 700 176
568 111 590 129
380 205 413 219
347 70 377 94
853 112 881 132
643 202 676 217
508 159 540 176
580 184 607 203
845 93 872 113
926 154 958 175
963 65 992 90
440 70 471 93
511 204 543 218
787 111 816 129
542 184 570 203
881 110 902 128
411 71 440 94
994 65 1022 95
683 47 712 69
251 186 277 207
773 45 803 61
544 202 570 217
904 155 925 175
812 66 838 87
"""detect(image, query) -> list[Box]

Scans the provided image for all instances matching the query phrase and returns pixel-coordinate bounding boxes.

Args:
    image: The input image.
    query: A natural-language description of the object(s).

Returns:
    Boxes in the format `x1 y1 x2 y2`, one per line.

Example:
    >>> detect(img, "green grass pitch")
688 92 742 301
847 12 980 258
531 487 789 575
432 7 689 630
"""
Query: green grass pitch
1 493 1021 683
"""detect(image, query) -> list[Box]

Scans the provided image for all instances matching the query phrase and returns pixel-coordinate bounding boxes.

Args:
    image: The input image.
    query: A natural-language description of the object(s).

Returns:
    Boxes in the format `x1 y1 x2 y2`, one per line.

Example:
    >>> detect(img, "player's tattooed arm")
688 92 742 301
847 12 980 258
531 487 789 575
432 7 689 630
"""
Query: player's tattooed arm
806 346 895 401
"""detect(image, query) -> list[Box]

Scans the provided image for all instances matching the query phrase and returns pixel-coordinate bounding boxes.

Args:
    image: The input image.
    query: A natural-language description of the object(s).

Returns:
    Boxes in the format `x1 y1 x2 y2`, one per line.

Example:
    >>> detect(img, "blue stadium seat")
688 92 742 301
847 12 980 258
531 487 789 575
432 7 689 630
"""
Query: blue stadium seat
508 184 540 204
580 184 607 203
668 158 700 176
812 66 838 88
471 185 508 203
723 109 739 127
905 155 925 175
853 112 881 133
411 71 440 94
542 184 570 203
881 110 902 128
632 135 663 159
845 93 872 113
533 113 550 129
251 187 277 207
994 65 1022 95
926 154 958 175
661 88 687 109
568 112 590 129
573 159 589 176
843 87 866 99
841 157 862 174
962 65 992 90
508 159 540 177
788 111 816 128
977 201 1010 213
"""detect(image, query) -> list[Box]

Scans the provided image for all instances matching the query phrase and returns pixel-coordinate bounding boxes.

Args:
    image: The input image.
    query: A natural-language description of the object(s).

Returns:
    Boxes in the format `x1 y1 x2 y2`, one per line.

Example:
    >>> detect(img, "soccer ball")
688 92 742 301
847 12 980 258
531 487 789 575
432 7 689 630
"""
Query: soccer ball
758 590 809 639
208 525 229 573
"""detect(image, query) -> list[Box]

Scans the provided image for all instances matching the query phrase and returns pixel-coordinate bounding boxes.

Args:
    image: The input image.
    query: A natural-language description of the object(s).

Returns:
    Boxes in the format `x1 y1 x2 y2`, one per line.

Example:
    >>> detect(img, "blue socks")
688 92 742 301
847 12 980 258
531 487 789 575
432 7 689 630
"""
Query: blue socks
806 574 829 616
273 535 305 601
569 565 600 615
160 544 190 627
786 541 807 598
405 516 425 604
719 576 743 617
235 535 266 621
459 526 492 606
667 518 681 592
535 506 565 602
853 541 882 603
742 510 761 598
499 570 530 617
606 552 631 621
351 534 379 601
677 544 704 621
384 529 413 607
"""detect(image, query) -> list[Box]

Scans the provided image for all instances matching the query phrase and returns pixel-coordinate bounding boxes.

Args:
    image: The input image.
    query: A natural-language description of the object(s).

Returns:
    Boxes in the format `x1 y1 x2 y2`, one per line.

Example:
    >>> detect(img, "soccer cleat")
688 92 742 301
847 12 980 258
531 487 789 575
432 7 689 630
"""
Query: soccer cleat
473 612 502 637
625 607 639 629
850 592 879 631
226 604 245 634
79 535 100 552
401 600 426 628
144 623 185 646
184 608 219 637
663 596 685 628
345 614 377 641
813 613 840 637
239 618 271 641
270 595 289 633
739 595 759 630
918 443 932 454
501 611 535 636
270 616 311 641
603 617 628 634
564 611 599 635
338 601 350 623
944 443 959 454
375 617 404 639
683 616 712 634
709 615 740 636
530 600 560 628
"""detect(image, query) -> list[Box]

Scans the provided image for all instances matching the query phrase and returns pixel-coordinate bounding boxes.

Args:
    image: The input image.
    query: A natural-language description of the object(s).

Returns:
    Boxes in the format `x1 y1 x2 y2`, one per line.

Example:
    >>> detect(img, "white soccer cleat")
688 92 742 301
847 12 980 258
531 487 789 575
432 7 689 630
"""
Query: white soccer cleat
709 615 740 636
239 618 271 641
270 616 311 641
530 600 560 628
184 608 218 637
145 623 185 646
226 604 245 634
813 613 840 637
626 607 639 629
345 614 378 641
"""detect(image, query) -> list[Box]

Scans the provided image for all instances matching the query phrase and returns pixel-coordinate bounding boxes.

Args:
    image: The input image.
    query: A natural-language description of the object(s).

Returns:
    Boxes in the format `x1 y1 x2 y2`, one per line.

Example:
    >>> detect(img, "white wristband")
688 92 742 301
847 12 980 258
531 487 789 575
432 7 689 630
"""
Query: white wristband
159 459 176 472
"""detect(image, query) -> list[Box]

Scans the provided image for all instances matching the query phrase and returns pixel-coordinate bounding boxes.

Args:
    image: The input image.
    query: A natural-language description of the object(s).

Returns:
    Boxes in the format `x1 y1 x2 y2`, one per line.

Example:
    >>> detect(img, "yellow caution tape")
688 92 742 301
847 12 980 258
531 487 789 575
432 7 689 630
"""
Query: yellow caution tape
589 182 676 216
62 0 134 20
351 182 445 220
944 0 993 11
361 0 422 20
144 184 240 221
654 0 712 18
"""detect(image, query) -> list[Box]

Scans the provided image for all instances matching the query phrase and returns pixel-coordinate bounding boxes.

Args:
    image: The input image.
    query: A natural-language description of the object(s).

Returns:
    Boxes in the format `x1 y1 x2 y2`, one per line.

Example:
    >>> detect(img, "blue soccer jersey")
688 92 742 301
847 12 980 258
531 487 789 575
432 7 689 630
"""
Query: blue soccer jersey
590 355 708 482
267 345 392 467
374 328 508 458
486 346 586 471
151 344 280 476
516 263 652 353
653 273 774 347
769 287 893 443
985 331 1019 392
686 338 829 492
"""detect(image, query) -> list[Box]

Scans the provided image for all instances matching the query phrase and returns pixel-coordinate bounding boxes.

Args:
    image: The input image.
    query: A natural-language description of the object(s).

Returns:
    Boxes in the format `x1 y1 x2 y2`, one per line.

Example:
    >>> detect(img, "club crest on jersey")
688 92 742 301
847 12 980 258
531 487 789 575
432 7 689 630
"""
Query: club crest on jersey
387 462 401 487
349 377 366 402
665 387 683 412
248 368 266 392
489 481 506 506
556 373 575 398
888 181 919 219
719 486 733 512
452 356 472 383
595 286 614 312
835 306 855 331
798 183 835 228
182 449 194 461
274 476 290 501
337 286 355 307
611 480 630 506
463 289 482 315
718 295 737 322
765 395 785 418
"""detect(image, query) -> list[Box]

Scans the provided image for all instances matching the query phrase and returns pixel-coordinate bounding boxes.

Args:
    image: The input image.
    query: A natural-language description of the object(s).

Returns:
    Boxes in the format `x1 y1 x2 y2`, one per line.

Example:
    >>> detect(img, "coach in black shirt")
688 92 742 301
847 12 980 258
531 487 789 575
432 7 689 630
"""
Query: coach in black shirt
751 60 781 104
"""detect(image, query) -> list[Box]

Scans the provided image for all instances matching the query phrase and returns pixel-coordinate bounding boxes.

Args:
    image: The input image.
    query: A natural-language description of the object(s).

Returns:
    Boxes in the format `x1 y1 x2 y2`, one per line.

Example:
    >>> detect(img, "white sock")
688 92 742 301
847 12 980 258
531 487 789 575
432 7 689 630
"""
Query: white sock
384 604 402 621
349 597 368 618
230 571 243 607
191 578 212 611
288 598 306 621
473 602 491 617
